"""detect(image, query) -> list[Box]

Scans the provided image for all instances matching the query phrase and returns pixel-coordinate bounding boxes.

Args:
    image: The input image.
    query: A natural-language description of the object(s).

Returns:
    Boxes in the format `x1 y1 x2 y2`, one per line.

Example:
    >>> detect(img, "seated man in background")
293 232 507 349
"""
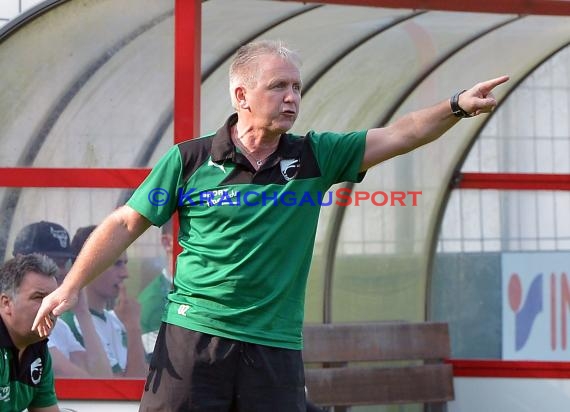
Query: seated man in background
13 221 111 378
0 254 60 411
138 219 173 357
62 225 147 377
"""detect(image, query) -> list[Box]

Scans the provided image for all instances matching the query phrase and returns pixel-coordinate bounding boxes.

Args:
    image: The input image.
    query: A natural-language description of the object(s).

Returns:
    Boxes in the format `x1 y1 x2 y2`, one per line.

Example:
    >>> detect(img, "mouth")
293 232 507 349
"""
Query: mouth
281 110 296 117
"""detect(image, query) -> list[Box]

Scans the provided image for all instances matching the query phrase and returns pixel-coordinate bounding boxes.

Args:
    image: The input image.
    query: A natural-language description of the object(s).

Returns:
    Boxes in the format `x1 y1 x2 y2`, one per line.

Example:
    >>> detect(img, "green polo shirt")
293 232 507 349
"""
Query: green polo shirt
127 114 366 349
0 317 57 411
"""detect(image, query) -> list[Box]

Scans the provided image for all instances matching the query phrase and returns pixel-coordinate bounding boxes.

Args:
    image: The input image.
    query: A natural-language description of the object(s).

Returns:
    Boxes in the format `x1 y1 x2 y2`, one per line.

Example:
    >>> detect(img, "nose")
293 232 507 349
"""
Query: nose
119 266 129 280
114 259 129 280
284 85 300 103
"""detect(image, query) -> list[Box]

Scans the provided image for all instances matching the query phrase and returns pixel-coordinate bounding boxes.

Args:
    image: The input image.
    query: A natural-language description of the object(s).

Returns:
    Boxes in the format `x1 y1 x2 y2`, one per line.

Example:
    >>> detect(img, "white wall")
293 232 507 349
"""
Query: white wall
58 400 138 411
450 377 570 412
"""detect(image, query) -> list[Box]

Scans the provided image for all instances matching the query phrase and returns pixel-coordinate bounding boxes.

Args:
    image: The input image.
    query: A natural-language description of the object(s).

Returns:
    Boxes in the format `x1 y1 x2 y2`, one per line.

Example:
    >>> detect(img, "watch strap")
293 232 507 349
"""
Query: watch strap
450 90 472 118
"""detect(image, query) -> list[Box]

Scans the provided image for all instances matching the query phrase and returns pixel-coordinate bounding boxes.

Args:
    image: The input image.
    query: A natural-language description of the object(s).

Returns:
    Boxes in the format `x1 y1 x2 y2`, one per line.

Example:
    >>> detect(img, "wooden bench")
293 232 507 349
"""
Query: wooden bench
303 321 454 411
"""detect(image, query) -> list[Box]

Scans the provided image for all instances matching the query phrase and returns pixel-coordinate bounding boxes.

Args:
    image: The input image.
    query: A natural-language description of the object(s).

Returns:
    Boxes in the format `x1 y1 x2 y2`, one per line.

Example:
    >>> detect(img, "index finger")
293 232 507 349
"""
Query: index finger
32 298 57 333
481 75 510 91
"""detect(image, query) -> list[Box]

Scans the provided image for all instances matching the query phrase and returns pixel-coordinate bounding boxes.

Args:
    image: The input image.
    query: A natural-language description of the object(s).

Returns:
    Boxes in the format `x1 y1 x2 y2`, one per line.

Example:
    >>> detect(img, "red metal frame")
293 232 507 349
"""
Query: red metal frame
458 172 570 191
174 0 200 143
2 0 203 401
53 359 570 401
171 0 201 262
0 168 149 188
450 359 570 379
278 0 570 16
3 0 570 402
55 379 144 401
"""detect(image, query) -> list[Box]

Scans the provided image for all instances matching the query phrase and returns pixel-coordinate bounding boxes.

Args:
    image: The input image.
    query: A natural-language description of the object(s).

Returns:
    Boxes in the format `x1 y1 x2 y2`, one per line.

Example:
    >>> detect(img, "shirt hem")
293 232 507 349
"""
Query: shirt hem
163 317 302 350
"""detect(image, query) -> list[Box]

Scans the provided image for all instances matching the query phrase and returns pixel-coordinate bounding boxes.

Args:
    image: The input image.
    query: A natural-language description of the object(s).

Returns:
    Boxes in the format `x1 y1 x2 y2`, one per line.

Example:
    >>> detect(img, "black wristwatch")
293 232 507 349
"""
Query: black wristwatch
450 90 472 118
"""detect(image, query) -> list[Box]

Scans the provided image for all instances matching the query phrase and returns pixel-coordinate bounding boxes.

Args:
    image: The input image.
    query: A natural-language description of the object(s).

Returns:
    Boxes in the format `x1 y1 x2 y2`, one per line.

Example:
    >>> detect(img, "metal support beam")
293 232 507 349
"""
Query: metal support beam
276 0 570 16
174 0 201 263
175 0 201 143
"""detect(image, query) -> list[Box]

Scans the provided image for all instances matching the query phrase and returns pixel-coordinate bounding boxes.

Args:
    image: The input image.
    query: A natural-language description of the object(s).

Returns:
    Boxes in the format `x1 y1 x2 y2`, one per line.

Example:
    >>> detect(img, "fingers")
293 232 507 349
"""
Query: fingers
115 283 127 311
478 94 498 112
33 310 56 338
32 299 56 333
117 283 127 304
32 291 72 333
462 76 508 115
479 75 509 93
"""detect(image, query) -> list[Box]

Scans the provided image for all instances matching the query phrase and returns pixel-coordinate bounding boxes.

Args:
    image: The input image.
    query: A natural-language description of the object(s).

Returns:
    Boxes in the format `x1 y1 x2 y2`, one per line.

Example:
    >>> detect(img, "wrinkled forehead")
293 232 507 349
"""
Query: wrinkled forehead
256 52 300 71
255 55 301 81
17 271 57 297
236 52 300 83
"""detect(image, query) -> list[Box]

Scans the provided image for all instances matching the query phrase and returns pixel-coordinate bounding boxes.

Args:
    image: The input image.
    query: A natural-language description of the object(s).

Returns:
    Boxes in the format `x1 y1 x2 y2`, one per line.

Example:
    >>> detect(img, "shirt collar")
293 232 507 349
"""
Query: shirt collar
209 114 237 163
0 315 47 352
0 316 15 349
210 113 303 164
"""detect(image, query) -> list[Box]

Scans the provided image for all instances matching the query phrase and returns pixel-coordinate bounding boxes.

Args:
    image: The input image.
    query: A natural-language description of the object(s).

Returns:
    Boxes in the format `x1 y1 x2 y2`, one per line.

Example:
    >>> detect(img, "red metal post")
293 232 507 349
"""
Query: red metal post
173 0 201 263
174 0 201 143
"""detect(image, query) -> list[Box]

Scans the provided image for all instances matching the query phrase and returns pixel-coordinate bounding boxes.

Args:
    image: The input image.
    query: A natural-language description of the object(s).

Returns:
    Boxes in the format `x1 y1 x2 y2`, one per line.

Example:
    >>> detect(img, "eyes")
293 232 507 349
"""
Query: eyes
270 81 302 93
30 292 49 301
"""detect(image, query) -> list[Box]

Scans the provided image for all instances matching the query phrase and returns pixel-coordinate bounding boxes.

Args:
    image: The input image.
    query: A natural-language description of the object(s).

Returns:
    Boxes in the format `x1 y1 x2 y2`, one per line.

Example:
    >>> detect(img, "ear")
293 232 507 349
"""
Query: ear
0 294 12 315
235 86 249 110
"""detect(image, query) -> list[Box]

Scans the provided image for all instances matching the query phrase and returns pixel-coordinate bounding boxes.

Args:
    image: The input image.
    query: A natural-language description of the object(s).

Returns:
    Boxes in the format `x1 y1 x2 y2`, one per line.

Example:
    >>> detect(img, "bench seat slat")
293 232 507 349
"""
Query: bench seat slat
305 364 454 406
303 322 450 363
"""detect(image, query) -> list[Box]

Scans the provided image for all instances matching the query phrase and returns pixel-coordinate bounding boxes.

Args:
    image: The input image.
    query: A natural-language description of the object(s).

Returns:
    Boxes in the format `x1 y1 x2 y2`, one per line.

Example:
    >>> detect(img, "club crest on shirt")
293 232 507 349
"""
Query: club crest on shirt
280 158 300 181
0 386 9 402
30 357 43 385
177 304 190 316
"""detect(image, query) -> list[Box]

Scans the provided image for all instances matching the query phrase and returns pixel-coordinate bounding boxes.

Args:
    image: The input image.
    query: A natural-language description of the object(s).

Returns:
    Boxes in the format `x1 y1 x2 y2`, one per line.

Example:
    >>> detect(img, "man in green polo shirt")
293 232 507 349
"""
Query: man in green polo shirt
0 254 59 412
33 40 508 411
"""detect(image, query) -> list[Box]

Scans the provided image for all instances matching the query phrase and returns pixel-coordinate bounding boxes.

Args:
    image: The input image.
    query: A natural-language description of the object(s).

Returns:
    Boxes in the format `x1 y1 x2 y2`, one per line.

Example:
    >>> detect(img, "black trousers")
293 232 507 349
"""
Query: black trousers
140 323 307 412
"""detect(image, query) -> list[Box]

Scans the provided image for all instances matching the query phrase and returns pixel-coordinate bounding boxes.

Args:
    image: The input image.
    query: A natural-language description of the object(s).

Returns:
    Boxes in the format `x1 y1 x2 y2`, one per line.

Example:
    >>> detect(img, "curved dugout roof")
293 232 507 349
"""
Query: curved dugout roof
1 0 569 321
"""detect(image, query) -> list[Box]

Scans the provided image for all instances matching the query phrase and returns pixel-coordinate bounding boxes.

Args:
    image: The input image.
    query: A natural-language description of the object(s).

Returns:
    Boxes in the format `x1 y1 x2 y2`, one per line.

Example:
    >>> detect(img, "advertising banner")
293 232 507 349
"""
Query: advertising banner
503 252 570 360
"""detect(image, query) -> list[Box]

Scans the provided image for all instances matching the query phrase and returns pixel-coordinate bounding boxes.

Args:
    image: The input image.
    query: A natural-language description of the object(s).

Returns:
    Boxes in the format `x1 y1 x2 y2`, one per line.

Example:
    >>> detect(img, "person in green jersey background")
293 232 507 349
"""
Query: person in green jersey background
0 254 59 412
33 40 508 411
137 219 173 358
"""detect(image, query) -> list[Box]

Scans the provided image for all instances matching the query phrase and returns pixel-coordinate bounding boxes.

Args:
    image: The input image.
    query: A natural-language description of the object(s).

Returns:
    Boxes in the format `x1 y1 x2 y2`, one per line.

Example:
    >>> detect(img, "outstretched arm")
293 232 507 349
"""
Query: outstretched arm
32 205 152 337
360 75 509 171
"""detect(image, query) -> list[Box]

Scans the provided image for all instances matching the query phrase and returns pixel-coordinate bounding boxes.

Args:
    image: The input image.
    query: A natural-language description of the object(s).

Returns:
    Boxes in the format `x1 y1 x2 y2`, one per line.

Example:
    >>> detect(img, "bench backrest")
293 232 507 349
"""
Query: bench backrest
302 321 454 407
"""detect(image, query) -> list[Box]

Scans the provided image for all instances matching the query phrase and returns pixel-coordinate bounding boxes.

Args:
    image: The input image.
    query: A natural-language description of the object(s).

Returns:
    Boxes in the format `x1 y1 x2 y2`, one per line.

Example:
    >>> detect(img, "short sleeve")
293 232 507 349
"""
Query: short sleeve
307 130 367 186
127 145 184 227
